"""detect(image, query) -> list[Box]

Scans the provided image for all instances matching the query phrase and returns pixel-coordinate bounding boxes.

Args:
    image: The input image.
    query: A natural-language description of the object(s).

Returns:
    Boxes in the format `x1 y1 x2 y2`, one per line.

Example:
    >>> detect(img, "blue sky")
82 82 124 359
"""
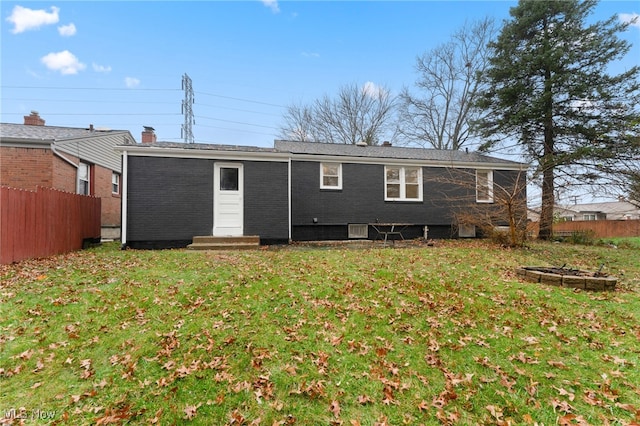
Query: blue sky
1 1 639 147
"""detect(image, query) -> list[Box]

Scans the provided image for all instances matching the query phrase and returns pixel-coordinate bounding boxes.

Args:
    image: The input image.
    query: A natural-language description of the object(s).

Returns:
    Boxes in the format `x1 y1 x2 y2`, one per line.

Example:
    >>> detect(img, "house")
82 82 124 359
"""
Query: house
117 137 527 249
555 201 640 221
528 201 640 222
0 111 136 238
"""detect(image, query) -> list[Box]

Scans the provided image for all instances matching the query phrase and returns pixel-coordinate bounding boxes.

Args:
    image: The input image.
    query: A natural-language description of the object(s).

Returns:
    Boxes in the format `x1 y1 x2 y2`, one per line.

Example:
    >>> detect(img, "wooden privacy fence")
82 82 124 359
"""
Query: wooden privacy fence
1 186 101 264
545 219 640 239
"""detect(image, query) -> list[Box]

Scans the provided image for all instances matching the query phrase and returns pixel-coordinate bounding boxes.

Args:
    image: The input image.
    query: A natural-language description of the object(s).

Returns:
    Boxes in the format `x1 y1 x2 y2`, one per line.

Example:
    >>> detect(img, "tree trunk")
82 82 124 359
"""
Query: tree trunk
539 38 555 241
539 163 555 240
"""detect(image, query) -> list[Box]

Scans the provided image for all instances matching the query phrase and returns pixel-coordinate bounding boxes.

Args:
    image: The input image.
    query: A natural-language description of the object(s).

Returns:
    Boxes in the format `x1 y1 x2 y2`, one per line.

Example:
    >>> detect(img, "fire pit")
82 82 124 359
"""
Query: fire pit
516 266 617 291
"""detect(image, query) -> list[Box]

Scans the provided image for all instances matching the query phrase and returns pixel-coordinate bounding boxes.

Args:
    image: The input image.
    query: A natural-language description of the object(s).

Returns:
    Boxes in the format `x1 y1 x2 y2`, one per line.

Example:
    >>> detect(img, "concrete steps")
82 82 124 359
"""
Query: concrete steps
187 235 260 250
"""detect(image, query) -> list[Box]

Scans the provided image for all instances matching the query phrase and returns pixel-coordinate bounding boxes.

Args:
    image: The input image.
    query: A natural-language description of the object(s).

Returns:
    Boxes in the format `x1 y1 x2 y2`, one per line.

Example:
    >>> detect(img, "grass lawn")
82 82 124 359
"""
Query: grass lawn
1 240 639 425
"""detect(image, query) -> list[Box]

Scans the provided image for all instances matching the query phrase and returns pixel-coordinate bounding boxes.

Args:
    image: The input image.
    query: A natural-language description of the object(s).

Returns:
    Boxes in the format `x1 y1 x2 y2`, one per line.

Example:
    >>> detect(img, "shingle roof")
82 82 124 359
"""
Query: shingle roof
142 141 279 153
558 201 640 218
124 139 526 169
0 123 129 141
273 140 524 166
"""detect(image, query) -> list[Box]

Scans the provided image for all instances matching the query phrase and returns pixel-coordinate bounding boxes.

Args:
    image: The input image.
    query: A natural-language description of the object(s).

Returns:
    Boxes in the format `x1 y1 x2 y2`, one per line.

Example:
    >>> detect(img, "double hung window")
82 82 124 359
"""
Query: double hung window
320 163 342 190
112 173 120 194
384 166 422 201
77 162 90 195
476 170 494 203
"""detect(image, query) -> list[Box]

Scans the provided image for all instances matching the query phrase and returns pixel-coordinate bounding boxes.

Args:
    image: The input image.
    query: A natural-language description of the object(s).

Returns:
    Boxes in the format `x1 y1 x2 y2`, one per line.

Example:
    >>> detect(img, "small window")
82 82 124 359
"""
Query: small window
320 163 342 189
112 173 120 194
348 224 368 239
583 214 596 221
458 224 476 238
77 162 90 195
385 166 422 201
476 170 493 203
220 167 239 191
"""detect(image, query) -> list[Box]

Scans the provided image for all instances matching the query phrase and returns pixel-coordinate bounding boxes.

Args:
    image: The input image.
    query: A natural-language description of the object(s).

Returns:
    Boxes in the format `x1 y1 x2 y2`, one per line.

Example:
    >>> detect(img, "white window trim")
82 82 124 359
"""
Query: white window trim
476 170 494 203
320 162 342 190
384 166 423 202
77 162 90 195
112 172 120 195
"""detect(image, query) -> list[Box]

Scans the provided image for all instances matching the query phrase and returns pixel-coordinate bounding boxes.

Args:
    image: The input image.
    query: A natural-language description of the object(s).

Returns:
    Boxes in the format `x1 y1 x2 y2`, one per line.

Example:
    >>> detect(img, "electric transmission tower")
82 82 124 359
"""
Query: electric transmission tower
181 73 194 143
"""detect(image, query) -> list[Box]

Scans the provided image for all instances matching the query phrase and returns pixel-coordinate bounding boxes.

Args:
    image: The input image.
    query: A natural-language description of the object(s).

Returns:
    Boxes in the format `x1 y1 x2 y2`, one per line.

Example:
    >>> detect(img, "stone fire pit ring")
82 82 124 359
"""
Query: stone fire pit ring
516 266 617 291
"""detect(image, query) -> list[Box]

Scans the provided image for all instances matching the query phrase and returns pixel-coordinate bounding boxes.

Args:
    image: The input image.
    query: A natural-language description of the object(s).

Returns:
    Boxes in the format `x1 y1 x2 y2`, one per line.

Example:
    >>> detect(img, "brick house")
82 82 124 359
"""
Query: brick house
117 139 527 248
0 112 136 239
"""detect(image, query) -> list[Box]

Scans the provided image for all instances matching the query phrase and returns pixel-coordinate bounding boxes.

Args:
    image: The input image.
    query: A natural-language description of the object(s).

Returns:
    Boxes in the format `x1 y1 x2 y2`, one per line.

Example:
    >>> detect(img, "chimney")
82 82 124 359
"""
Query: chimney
141 126 156 144
24 111 45 126
89 124 94 132
382 141 392 147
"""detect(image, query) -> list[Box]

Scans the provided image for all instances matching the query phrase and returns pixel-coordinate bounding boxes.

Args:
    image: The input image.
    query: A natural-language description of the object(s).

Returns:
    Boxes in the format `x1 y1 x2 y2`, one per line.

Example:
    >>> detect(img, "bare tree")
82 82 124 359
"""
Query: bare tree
279 82 397 145
280 102 316 142
398 17 496 150
429 167 529 246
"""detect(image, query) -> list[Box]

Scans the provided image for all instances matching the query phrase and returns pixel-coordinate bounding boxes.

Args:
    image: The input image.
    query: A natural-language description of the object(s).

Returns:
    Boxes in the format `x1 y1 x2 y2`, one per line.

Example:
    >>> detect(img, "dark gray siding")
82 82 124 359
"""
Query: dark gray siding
291 161 461 226
290 160 524 240
243 161 289 241
126 156 290 247
127 156 214 244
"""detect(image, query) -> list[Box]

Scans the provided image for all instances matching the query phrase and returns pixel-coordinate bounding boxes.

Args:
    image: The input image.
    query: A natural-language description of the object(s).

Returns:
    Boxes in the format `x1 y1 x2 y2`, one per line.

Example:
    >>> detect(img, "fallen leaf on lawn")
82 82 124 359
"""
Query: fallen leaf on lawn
229 409 245 424
553 386 575 401
558 413 589 426
357 394 373 405
486 405 503 420
547 360 568 369
329 400 340 418
184 404 198 420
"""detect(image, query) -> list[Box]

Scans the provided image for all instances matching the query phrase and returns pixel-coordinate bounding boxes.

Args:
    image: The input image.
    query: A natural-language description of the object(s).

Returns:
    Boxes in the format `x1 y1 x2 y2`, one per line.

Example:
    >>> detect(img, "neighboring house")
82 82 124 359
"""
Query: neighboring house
117 137 527 248
555 201 640 221
0 111 136 238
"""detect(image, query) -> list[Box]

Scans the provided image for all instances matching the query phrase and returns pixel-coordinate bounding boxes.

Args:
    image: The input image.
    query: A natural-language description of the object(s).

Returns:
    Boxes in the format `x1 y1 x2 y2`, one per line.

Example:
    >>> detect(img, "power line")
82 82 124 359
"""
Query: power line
1 85 180 92
2 98 178 106
194 123 277 137
194 115 280 130
194 90 286 108
194 102 282 117
1 112 180 116
2 85 287 109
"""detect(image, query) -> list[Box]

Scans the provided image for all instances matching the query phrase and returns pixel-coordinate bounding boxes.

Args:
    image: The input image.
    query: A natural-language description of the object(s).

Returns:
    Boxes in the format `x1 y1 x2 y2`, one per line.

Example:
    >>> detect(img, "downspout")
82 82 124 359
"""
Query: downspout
288 156 292 242
120 151 128 249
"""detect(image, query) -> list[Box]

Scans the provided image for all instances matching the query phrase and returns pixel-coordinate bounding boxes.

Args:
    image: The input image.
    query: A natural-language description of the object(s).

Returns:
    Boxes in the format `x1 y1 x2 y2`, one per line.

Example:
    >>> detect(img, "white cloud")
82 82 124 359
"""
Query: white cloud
301 51 320 58
125 77 140 88
362 81 387 98
41 50 86 75
58 23 76 37
6 5 59 34
261 0 280 13
92 63 112 73
619 13 640 30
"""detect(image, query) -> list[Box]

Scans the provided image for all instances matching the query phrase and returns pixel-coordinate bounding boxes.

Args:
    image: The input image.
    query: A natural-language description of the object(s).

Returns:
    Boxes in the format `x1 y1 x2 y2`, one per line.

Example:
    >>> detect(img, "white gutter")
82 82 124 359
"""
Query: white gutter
51 142 78 169
120 151 128 248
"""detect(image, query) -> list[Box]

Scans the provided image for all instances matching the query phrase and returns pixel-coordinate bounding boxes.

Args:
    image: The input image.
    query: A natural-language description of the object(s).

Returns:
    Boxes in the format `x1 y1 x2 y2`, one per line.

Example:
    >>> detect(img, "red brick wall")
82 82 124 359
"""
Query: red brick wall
52 154 78 193
94 165 121 226
2 147 121 228
0 147 54 190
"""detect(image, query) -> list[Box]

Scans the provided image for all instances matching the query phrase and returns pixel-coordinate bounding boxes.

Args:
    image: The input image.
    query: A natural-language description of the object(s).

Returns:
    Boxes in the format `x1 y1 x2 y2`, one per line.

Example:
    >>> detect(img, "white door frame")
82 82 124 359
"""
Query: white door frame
213 163 244 236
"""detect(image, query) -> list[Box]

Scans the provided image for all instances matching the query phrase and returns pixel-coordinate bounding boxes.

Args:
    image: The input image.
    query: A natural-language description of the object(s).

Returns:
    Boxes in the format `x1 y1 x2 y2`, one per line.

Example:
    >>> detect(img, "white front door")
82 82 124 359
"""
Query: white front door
213 163 243 236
